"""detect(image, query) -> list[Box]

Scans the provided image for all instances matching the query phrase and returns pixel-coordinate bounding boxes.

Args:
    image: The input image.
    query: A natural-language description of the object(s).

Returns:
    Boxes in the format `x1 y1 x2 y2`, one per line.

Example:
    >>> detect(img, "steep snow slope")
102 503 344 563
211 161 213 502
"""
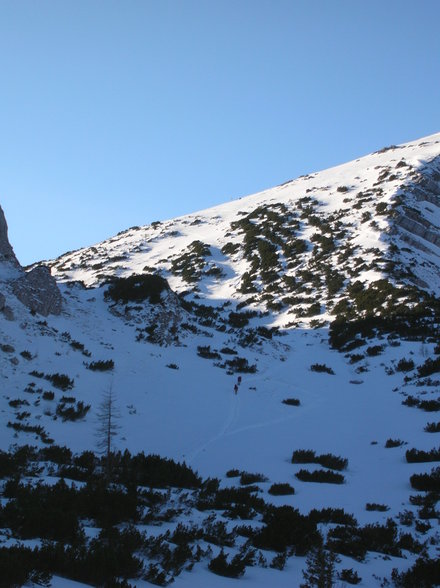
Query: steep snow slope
47 132 440 303
1 132 440 586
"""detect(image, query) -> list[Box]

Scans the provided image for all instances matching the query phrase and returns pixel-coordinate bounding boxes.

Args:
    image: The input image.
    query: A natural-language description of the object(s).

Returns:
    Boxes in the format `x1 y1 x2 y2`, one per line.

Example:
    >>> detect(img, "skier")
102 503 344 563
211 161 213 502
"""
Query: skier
234 384 238 395
237 376 242 385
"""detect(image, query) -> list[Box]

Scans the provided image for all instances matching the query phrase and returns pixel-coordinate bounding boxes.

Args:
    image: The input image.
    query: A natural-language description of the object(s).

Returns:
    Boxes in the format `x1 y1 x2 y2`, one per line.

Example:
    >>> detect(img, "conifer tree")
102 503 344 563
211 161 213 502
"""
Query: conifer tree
95 384 120 481
300 545 338 588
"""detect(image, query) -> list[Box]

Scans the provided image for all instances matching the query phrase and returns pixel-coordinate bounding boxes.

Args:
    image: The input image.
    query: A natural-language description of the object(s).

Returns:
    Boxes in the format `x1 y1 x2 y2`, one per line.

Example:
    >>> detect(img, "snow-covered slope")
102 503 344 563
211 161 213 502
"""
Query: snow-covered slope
47 132 440 304
1 132 440 587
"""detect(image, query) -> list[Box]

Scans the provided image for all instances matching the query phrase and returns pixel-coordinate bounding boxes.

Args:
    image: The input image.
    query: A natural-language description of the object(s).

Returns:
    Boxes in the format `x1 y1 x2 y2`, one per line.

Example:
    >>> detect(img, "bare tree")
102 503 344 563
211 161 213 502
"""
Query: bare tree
95 383 120 480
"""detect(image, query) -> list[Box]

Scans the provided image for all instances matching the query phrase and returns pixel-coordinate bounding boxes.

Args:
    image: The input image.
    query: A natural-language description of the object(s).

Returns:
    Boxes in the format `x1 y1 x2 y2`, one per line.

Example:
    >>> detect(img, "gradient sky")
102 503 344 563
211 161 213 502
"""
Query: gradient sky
1 0 439 265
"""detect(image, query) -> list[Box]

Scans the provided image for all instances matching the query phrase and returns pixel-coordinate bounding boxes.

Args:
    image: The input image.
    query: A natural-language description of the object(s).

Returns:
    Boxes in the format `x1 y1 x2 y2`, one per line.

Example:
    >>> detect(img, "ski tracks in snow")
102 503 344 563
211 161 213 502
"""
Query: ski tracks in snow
187 392 240 464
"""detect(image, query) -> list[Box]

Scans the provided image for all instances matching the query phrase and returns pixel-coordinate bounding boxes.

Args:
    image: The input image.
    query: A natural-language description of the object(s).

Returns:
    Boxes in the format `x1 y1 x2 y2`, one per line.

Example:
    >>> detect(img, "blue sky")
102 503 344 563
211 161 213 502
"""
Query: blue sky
1 0 439 265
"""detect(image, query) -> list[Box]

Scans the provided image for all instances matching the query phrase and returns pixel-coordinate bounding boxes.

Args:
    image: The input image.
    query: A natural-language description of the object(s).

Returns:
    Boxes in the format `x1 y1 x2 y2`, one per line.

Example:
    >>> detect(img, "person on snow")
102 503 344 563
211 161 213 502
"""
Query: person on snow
234 384 238 395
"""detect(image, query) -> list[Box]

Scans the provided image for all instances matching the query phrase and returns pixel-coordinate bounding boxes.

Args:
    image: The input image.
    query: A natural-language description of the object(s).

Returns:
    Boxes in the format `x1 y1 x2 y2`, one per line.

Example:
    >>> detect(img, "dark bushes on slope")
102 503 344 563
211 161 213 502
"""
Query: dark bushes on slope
391 556 440 588
327 519 400 561
240 471 268 485
310 363 335 375
296 469 345 484
291 449 348 471
224 357 257 373
105 273 170 304
418 356 440 377
410 467 440 491
396 358 415 372
253 505 320 554
208 549 245 578
268 483 295 496
29 371 74 391
87 359 114 371
424 422 440 433
403 396 440 412
406 447 440 463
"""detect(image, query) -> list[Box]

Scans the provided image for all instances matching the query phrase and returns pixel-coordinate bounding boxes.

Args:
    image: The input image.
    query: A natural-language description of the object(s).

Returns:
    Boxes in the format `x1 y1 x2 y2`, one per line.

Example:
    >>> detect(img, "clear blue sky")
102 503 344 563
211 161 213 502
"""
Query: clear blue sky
1 0 439 265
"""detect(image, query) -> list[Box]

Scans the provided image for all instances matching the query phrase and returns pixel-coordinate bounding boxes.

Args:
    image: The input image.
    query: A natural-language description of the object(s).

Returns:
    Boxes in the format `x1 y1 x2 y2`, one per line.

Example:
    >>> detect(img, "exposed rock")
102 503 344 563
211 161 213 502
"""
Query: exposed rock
12 265 62 316
394 212 440 249
0 206 62 316
0 206 19 266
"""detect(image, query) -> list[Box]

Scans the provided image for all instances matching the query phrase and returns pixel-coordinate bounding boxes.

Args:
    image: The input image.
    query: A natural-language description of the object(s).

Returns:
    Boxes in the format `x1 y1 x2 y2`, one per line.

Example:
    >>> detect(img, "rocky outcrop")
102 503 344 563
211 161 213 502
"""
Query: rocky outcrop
12 265 62 316
394 157 440 251
0 205 62 316
0 206 19 266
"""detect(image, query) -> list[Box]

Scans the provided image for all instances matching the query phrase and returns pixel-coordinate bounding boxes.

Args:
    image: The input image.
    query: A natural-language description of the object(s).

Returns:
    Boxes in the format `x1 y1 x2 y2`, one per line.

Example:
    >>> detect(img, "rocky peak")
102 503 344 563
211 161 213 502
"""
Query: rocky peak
0 205 19 266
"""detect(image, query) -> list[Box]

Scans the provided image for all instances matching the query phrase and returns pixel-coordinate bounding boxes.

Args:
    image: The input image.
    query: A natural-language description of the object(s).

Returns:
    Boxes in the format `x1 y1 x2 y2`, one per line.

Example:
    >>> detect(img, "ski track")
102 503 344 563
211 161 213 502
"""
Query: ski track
187 390 240 464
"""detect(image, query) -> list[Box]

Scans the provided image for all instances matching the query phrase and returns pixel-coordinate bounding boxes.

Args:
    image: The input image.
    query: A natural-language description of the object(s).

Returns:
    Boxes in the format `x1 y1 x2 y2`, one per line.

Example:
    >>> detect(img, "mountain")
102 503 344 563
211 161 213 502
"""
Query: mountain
1 132 440 587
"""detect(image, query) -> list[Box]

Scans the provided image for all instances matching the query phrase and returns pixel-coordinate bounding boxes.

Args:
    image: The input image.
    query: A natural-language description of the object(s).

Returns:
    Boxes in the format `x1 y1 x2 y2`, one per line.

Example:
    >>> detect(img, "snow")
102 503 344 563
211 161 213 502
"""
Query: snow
1 131 440 586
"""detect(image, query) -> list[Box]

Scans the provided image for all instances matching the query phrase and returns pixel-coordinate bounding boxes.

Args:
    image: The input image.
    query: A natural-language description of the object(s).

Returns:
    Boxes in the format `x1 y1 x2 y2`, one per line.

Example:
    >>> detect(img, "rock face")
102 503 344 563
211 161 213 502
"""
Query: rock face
12 265 62 316
0 205 62 316
0 206 19 266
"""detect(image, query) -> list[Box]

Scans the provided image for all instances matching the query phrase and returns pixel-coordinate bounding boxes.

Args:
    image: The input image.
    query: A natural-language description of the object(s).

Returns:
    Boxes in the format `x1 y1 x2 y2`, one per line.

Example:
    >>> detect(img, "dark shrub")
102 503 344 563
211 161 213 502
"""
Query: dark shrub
253 505 320 554
115 452 202 489
406 447 440 463
366 503 389 512
339 568 362 585
327 525 366 560
291 449 348 471
282 398 300 406
396 358 415 372
291 449 316 464
309 508 356 526
424 422 440 433
40 445 72 465
310 363 335 375
208 549 245 578
197 345 221 360
402 395 419 408
240 471 268 485
385 438 404 448
224 357 257 373
419 399 440 412
220 347 237 355
29 371 74 391
225 468 240 478
87 359 114 371
295 469 345 484
418 356 440 377
105 273 170 304
228 311 250 328
410 467 440 491
0 546 51 587
329 519 399 560
42 391 55 401
268 483 295 496
366 345 384 357
391 556 440 587
56 400 90 422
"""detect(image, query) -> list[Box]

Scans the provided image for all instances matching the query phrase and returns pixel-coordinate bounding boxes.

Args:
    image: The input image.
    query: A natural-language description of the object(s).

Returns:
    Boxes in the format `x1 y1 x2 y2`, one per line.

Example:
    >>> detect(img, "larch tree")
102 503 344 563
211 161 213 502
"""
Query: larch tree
95 384 120 481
